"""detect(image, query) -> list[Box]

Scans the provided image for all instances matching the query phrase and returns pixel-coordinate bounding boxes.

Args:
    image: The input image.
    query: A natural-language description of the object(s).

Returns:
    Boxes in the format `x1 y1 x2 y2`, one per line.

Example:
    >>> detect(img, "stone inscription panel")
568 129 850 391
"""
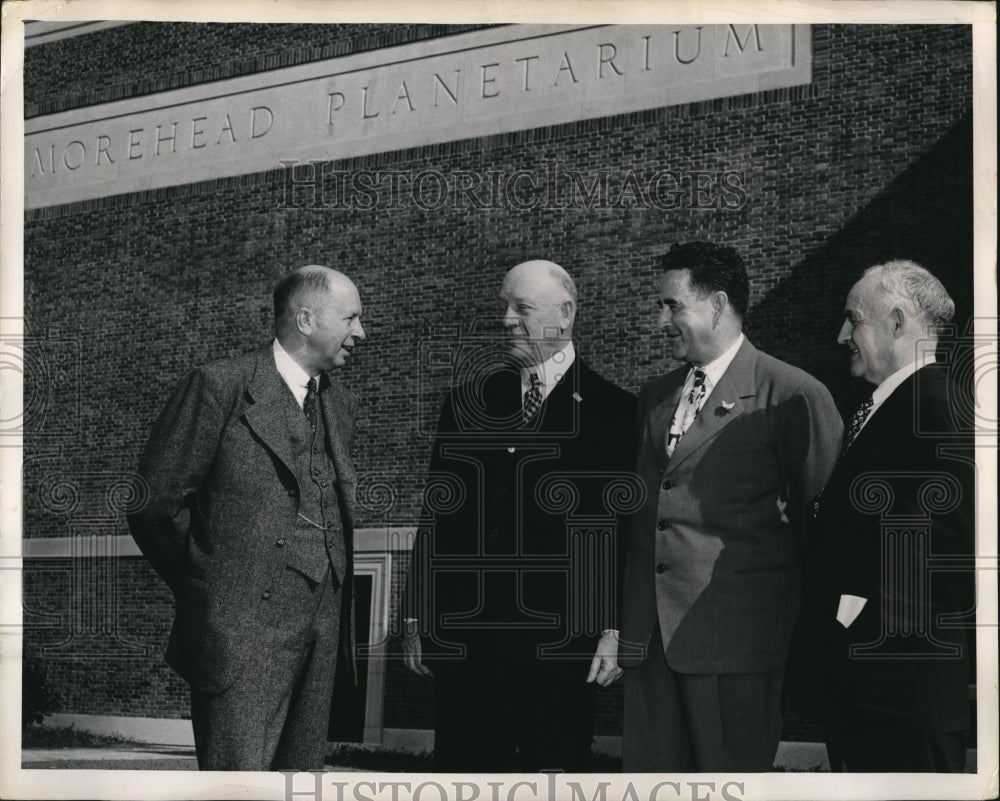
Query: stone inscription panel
25 24 811 208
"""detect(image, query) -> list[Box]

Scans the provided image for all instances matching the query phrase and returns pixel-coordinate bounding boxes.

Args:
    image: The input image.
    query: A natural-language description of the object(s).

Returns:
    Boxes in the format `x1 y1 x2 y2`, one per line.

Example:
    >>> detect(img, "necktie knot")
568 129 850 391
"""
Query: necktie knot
523 372 544 424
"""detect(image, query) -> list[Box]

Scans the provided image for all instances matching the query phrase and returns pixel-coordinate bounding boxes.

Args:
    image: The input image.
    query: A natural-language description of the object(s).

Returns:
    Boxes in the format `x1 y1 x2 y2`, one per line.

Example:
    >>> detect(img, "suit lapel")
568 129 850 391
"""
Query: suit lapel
665 338 758 473
535 360 579 431
243 348 299 476
647 370 687 470
320 379 357 486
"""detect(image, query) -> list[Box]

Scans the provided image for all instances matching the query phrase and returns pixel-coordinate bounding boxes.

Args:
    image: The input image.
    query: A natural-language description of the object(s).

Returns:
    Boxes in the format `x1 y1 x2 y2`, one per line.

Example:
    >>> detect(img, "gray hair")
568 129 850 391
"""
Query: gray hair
863 260 955 328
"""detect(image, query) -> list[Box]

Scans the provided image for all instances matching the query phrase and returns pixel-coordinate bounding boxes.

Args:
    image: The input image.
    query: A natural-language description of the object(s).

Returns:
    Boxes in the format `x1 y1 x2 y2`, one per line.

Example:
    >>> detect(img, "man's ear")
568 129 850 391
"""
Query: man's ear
889 307 906 338
711 291 729 327
295 307 313 335
559 299 576 331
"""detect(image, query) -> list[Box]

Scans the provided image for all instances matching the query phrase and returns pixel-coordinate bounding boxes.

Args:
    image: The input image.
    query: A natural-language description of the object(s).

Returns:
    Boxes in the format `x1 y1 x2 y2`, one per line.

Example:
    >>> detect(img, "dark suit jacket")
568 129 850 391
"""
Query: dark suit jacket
128 346 357 695
407 356 637 664
791 363 974 734
620 338 842 674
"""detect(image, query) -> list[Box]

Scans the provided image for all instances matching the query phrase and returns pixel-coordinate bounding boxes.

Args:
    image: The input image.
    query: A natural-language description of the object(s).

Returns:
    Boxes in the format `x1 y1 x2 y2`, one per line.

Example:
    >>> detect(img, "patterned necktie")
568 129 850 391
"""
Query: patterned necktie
666 367 707 458
523 372 543 424
841 394 874 455
303 376 319 433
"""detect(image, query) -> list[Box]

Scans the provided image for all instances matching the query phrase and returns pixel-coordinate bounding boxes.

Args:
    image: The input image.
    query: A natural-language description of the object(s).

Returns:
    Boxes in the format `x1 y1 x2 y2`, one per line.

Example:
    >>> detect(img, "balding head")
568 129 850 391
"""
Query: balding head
500 259 577 366
274 265 365 373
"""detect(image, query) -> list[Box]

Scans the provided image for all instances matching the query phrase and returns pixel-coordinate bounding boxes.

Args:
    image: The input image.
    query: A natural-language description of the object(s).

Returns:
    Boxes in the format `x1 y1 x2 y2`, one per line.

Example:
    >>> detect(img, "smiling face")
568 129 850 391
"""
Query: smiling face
656 269 719 365
298 273 366 373
499 262 574 366
837 273 895 385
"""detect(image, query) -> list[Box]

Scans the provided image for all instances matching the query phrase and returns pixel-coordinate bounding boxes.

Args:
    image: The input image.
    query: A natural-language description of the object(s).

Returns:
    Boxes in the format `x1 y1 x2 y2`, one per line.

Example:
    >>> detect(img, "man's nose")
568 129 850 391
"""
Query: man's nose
657 306 672 328
353 321 367 341
836 320 850 344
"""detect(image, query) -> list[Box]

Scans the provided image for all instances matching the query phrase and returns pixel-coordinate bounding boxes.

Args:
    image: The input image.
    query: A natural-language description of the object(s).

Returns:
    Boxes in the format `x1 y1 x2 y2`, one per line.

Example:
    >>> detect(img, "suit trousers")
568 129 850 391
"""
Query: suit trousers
623 625 784 772
433 652 597 772
190 564 341 771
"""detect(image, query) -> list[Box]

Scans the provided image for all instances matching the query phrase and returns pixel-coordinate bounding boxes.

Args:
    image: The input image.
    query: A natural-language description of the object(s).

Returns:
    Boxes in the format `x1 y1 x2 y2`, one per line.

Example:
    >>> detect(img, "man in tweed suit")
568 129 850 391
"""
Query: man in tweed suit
128 265 366 771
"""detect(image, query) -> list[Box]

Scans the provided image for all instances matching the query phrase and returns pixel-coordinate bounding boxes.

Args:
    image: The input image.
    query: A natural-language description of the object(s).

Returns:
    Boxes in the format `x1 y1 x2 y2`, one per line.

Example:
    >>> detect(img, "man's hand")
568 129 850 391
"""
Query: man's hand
586 630 623 686
402 621 433 677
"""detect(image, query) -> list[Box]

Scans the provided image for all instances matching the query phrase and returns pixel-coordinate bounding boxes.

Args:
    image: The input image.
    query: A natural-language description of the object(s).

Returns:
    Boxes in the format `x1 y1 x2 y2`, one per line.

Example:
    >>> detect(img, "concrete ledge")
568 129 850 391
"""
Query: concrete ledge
42 713 195 746
35 715 977 773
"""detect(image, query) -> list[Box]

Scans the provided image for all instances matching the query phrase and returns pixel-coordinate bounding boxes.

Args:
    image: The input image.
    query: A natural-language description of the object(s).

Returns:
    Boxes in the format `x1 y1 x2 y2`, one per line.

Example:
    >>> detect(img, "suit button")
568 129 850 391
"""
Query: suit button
319 479 328 487
661 480 674 491
655 563 667 574
288 490 297 498
261 590 272 599
656 520 669 531
507 447 515 453
489 528 499 538
276 538 286 547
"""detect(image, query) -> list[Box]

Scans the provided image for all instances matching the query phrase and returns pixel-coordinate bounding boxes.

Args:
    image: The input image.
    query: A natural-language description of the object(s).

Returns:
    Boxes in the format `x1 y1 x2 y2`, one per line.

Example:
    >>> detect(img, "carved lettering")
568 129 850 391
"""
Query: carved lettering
127 129 143 160
391 82 415 115
327 92 346 125
217 113 237 145
433 71 460 106
30 148 46 177
63 141 85 171
191 117 208 149
725 24 763 56
481 63 500 98
155 123 177 155
673 27 703 65
598 43 623 78
96 135 114 165
514 55 539 91
554 52 579 86
361 86 379 119
250 106 273 138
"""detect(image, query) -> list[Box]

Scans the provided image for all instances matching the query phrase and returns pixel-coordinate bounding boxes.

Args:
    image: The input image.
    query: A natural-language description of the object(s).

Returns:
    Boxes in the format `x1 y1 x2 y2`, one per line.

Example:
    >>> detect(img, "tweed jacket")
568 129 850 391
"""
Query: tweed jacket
128 346 357 694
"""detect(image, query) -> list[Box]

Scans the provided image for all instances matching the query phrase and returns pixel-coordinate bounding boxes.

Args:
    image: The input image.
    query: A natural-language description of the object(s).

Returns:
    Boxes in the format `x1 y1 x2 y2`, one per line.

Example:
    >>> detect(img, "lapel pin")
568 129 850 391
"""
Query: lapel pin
715 400 735 417
572 392 583 402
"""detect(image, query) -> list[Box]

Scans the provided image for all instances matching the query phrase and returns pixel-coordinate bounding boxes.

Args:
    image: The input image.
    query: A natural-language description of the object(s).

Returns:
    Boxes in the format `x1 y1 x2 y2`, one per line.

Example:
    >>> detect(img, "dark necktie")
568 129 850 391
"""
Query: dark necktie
523 372 543 423
666 367 707 457
841 394 874 455
304 376 319 433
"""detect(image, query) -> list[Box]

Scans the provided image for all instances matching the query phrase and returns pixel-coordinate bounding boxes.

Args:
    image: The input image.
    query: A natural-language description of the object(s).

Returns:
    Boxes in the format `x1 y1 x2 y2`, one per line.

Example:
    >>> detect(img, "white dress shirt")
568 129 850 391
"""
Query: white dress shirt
273 338 316 409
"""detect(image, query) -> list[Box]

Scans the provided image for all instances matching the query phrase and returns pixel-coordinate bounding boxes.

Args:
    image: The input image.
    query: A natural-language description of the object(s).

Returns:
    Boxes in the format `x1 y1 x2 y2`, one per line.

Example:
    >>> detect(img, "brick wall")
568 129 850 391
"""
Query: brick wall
22 23 973 745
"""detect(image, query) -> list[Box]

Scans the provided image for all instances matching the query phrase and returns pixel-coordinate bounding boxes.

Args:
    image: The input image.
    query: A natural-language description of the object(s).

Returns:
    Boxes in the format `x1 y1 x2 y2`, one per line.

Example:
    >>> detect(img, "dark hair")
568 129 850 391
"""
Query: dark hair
273 269 331 322
660 241 750 317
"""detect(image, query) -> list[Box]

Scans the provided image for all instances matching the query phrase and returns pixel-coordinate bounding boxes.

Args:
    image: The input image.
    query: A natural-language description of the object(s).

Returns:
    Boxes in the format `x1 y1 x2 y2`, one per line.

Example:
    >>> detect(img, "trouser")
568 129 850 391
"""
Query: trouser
433 652 598 772
190 565 342 771
623 625 784 772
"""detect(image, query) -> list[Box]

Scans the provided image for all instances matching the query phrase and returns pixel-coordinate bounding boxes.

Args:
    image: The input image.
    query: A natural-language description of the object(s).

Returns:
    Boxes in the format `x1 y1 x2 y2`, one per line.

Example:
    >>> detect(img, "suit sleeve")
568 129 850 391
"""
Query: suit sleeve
127 368 231 590
404 390 457 628
778 378 843 546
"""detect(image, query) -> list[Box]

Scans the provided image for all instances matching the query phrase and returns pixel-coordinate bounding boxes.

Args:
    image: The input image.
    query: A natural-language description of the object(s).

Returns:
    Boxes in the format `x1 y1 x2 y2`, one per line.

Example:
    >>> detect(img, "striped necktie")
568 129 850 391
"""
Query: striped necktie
523 372 543 423
841 394 874 455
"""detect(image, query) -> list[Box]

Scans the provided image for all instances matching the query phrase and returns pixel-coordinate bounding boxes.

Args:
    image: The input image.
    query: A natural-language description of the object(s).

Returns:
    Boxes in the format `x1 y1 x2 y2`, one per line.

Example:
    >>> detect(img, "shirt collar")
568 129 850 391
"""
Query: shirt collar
695 333 744 391
273 338 316 406
520 341 576 397
872 353 937 408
